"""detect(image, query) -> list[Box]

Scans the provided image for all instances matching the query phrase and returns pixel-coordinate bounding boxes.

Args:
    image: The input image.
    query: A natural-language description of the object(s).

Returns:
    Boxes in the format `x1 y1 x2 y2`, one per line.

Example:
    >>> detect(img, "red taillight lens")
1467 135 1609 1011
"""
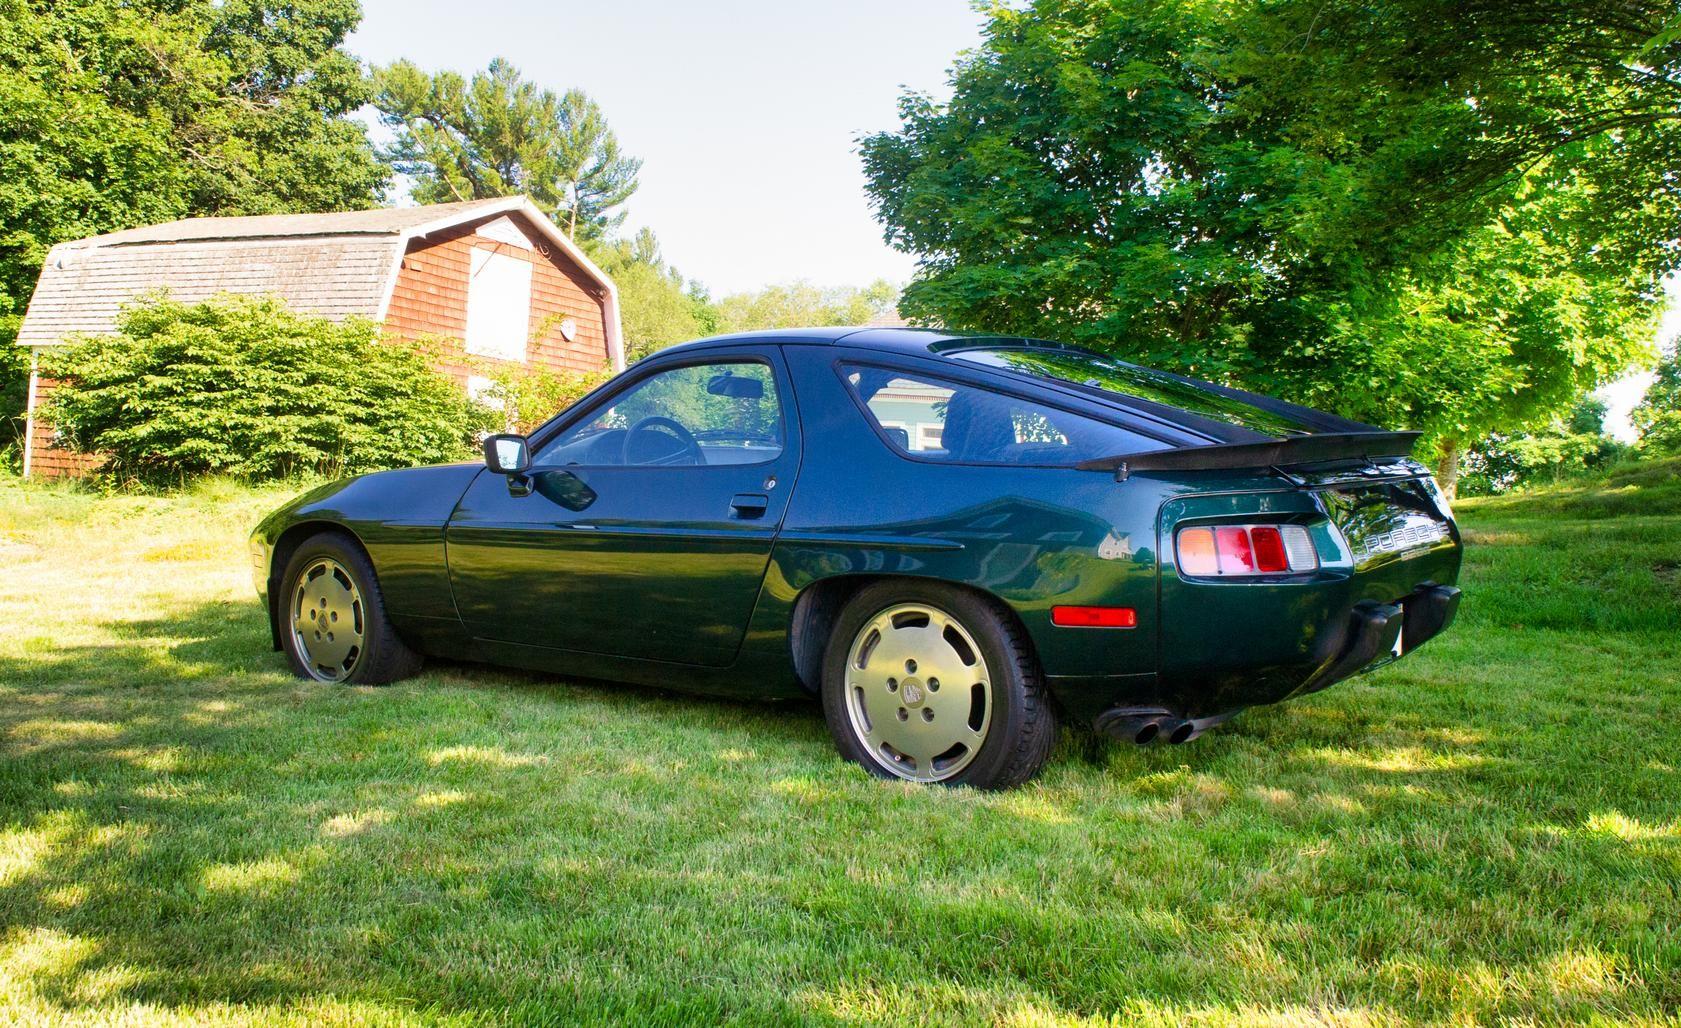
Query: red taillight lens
1176 523 1319 577
1249 526 1289 573
1051 605 1138 628
1214 526 1254 574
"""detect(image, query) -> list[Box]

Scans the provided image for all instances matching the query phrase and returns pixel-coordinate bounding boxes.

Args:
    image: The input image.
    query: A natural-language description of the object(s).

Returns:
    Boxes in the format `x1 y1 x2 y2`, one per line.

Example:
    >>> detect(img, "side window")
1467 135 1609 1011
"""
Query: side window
535 361 782 467
841 364 1161 466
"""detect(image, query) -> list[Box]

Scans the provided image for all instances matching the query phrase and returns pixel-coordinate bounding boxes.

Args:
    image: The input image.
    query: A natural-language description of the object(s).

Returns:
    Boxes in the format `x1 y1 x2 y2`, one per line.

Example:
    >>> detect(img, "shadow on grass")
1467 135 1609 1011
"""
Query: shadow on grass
2 599 1678 1022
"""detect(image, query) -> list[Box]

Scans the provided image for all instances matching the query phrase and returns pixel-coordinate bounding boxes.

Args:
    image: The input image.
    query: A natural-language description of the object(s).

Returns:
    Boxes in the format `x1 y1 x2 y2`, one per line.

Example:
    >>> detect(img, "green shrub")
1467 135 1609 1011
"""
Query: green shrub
1 318 27 473
40 294 485 485
1458 399 1630 496
473 359 613 434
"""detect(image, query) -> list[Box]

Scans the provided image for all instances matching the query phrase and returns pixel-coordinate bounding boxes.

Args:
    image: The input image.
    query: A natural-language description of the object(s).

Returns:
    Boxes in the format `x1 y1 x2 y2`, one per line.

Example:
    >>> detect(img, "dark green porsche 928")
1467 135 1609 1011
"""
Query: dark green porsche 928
251 328 1462 789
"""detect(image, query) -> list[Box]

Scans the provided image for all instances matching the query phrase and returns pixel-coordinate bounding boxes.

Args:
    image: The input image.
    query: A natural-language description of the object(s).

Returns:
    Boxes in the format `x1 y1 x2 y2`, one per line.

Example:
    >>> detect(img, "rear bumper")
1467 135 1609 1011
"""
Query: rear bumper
1087 581 1461 740
1297 583 1460 696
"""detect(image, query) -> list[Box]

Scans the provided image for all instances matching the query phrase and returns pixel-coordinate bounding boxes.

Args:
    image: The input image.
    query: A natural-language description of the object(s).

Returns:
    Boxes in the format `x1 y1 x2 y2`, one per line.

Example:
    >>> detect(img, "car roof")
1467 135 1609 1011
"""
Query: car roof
652 326 1385 448
654 326 1063 358
659 326 934 353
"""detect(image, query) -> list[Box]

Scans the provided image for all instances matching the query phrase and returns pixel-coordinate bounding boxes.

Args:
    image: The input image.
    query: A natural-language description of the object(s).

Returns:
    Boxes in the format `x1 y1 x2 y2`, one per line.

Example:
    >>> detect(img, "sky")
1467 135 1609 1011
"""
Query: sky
347 0 987 297
1599 275 1676 442
346 1 1668 436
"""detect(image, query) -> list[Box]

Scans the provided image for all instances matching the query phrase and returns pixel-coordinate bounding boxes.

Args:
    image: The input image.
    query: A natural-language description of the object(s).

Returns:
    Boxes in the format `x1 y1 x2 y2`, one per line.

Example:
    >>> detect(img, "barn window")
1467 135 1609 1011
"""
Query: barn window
464 248 533 361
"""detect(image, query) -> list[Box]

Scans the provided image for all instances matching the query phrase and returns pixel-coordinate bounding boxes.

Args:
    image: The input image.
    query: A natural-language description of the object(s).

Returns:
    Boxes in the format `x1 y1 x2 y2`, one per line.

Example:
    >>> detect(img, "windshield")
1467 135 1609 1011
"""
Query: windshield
950 347 1324 438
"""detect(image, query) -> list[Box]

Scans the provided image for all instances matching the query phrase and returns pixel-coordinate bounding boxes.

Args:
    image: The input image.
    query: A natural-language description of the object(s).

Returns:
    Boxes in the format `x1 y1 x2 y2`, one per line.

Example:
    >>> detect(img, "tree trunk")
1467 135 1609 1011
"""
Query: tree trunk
1434 439 1460 501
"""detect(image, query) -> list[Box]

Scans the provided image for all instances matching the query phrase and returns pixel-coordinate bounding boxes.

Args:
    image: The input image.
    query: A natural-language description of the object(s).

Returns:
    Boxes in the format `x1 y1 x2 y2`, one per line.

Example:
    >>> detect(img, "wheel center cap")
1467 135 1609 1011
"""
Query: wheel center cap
901 678 925 707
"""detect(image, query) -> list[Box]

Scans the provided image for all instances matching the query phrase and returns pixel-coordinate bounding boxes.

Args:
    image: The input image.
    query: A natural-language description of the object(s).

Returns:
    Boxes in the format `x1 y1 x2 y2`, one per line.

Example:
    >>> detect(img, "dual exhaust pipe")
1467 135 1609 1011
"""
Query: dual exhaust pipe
1094 707 1207 746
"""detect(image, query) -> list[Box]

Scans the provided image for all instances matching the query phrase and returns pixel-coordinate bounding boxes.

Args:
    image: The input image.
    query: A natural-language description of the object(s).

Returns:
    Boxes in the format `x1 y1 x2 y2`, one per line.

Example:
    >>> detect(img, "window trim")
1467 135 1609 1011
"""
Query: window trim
529 354 788 470
833 358 1169 470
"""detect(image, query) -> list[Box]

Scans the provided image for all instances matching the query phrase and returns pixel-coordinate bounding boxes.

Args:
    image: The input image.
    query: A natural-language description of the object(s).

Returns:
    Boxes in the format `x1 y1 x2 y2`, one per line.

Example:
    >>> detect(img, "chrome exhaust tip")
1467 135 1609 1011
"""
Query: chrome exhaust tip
1094 707 1173 745
1164 719 1199 744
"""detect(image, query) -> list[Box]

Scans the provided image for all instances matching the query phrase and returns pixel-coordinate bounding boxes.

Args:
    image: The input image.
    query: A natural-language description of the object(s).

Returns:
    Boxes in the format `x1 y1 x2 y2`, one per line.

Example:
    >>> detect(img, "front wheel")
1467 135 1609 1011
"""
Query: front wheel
279 532 421 685
820 581 1058 789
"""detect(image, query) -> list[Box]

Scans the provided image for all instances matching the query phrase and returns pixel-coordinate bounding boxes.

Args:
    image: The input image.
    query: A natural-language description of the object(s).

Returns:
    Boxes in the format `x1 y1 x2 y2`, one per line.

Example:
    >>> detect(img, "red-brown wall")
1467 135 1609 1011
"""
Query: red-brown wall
23 373 100 479
382 212 613 383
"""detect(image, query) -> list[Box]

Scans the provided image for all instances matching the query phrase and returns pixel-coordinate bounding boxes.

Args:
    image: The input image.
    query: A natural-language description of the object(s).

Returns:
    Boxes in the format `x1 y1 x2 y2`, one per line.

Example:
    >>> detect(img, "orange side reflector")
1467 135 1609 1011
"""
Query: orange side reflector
1051 605 1138 628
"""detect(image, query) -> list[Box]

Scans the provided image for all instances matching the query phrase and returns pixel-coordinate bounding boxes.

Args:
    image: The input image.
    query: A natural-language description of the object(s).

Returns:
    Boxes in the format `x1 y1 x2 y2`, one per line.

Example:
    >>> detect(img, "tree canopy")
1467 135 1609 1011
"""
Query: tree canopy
712 281 899 334
0 0 388 459
375 58 641 242
1632 343 1681 454
861 0 1681 483
589 229 714 361
0 0 387 328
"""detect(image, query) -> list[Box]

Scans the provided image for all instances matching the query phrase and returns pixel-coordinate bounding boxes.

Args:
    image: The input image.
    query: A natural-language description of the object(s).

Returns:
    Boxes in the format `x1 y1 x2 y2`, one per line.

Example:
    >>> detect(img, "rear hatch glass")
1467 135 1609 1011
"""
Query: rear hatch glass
951 347 1344 439
1319 478 1455 569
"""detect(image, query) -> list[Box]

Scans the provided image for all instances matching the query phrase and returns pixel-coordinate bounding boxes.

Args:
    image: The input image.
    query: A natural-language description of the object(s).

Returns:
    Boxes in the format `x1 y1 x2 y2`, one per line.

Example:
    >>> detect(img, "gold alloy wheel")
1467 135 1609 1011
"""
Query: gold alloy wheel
844 603 993 783
290 558 365 682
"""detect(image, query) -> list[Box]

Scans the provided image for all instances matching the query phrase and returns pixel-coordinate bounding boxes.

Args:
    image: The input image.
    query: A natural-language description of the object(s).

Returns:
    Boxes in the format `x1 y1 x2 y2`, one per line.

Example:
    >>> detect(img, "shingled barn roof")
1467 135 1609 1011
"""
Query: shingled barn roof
15 196 622 365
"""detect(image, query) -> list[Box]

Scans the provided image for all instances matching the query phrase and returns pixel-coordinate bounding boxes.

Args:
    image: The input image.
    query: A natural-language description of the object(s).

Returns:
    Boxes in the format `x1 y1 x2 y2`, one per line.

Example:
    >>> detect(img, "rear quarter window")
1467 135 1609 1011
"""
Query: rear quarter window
840 364 1166 466
951 347 1324 437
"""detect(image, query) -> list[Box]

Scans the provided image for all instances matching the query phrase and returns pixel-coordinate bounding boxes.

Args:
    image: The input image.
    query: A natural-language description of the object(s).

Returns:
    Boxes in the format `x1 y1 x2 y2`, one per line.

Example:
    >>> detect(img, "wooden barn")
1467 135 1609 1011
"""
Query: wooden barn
15 195 623 477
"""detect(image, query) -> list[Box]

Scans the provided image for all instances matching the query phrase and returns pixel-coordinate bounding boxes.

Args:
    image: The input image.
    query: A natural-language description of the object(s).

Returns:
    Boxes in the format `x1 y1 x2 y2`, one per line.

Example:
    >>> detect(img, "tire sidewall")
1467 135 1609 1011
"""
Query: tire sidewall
821 579 1037 789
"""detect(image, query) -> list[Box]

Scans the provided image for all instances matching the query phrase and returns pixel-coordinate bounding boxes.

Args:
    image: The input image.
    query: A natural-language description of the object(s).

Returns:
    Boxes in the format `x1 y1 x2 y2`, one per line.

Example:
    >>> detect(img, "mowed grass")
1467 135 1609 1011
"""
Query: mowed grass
0 466 1677 1026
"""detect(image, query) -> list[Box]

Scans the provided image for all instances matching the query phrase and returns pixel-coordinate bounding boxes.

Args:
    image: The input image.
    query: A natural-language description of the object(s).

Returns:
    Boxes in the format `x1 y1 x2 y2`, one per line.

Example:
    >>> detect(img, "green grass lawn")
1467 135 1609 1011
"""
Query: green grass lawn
1 466 1677 1025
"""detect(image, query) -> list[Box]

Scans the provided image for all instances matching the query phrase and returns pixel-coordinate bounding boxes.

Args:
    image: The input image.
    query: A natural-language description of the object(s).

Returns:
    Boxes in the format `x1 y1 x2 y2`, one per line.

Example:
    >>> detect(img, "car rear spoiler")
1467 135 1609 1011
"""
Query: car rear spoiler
1076 430 1422 475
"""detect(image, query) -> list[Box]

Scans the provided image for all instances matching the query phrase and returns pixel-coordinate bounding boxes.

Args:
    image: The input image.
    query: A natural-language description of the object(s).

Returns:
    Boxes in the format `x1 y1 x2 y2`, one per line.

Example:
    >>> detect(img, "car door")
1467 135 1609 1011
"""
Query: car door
445 347 800 667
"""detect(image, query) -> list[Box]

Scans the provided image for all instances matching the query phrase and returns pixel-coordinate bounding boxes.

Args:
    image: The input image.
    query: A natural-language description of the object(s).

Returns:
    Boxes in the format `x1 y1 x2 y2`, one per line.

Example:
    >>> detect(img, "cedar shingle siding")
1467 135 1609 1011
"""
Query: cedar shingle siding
15 197 621 478
385 218 611 385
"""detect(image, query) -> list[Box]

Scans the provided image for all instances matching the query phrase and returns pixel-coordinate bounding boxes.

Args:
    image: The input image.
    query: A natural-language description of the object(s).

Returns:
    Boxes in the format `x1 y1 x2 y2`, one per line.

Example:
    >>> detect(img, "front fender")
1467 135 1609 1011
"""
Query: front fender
252 464 485 642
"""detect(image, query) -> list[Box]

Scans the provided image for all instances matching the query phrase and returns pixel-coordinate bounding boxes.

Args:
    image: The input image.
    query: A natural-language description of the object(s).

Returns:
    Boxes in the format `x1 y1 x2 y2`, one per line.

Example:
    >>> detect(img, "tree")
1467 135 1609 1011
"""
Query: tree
713 281 899 333
861 0 1681 492
1459 397 1629 495
0 0 388 464
1568 397 1613 438
588 229 710 360
374 58 641 242
1632 344 1681 455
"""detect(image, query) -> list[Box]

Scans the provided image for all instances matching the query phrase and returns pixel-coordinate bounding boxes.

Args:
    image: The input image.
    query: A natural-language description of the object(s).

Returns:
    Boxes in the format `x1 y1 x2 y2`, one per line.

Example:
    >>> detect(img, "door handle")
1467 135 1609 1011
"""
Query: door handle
729 493 770 519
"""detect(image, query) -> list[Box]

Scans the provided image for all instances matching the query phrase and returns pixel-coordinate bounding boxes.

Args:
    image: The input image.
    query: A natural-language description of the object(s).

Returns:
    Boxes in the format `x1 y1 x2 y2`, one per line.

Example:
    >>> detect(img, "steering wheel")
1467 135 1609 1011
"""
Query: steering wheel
621 416 705 466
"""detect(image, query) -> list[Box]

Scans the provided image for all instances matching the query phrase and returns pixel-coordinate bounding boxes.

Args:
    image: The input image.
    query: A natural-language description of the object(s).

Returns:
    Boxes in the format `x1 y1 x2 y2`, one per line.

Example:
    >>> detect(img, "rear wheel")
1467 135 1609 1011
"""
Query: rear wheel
280 533 421 685
820 580 1058 789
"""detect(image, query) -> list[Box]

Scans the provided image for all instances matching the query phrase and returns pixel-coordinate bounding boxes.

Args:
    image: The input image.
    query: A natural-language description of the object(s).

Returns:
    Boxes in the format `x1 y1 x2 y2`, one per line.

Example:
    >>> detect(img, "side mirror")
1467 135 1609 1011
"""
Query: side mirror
483 433 531 475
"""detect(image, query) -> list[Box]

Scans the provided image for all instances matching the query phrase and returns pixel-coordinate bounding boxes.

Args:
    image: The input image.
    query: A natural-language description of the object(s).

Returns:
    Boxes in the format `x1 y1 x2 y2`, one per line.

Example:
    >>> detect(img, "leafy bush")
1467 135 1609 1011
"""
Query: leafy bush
472 359 613 435
40 294 484 485
1 317 27 473
1458 399 1630 495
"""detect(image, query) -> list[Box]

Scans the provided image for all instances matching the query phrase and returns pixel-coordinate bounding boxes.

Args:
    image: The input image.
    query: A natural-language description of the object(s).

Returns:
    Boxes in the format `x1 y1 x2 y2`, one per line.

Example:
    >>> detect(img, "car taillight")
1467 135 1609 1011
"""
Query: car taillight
1176 524 1318 577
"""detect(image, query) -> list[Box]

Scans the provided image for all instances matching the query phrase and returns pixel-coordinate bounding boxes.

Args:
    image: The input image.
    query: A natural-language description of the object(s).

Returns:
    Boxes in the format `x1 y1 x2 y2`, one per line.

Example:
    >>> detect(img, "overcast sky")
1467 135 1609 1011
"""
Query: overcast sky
348 0 986 296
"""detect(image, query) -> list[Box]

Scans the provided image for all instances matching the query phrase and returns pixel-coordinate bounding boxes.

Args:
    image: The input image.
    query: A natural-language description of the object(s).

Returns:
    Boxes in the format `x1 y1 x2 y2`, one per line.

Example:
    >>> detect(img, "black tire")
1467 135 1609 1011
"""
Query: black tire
820 580 1058 789
279 531 422 685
